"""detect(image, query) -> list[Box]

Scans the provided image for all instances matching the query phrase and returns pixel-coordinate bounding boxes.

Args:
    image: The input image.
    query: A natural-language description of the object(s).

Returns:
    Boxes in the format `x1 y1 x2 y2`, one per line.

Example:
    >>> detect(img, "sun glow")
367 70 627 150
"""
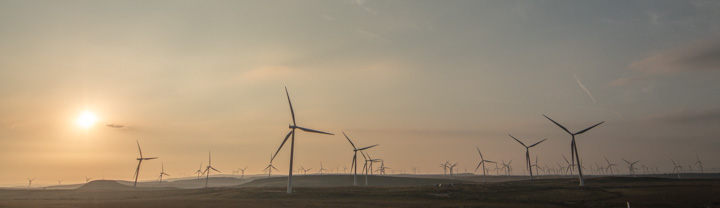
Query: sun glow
76 111 98 129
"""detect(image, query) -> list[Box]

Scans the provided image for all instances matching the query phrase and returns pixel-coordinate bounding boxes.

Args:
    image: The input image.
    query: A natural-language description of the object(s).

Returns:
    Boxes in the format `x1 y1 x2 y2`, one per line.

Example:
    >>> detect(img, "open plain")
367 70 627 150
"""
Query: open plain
1 175 719 208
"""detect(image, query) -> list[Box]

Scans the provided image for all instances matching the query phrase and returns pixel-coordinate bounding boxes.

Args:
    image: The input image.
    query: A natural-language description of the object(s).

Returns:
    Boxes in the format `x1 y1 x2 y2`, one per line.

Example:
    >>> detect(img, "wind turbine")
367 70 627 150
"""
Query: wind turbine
343 132 378 186
501 160 513 175
264 154 279 178
239 166 248 180
439 162 449 175
621 158 639 177
474 147 496 183
194 162 204 179
532 156 543 177
448 162 459 177
605 157 617 175
318 162 328 174
133 140 158 188
562 155 575 175
508 134 547 180
157 162 170 185
543 115 604 186
204 151 220 188
271 87 334 194
85 176 92 183
671 159 683 178
695 155 704 174
27 178 35 189
377 161 389 175
57 179 63 185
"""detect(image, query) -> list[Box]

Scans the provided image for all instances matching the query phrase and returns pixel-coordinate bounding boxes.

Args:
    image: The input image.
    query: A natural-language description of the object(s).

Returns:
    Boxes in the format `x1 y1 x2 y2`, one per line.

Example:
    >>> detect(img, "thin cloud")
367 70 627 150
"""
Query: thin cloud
106 123 129 129
573 73 596 104
648 107 720 124
612 36 720 86
355 0 379 15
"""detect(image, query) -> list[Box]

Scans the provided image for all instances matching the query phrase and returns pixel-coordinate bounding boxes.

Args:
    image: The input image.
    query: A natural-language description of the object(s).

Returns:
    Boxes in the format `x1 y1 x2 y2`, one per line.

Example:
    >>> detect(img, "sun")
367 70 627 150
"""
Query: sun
76 111 98 129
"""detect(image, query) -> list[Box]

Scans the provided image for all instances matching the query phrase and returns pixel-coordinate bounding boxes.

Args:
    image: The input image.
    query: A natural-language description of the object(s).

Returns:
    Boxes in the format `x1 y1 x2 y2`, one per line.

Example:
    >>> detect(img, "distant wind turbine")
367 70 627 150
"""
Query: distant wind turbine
343 132 378 186
204 151 220 188
605 157 617 175
57 179 63 185
695 155 704 174
27 178 35 189
621 158 639 177
239 166 248 180
264 154 279 178
194 162 204 179
133 140 158 188
85 176 92 183
509 134 547 180
543 114 604 186
318 162 328 174
157 162 170 185
671 159 683 178
474 147 496 183
271 87 334 194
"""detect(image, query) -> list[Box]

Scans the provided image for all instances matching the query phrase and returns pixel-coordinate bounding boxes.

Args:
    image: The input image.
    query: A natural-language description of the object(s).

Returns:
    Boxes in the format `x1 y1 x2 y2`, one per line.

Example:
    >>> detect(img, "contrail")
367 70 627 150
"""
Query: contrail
573 73 596 104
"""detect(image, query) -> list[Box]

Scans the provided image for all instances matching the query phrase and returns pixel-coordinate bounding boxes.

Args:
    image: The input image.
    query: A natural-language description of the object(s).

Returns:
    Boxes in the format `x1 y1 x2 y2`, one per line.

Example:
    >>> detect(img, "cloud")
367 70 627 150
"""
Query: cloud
354 29 392 44
573 73 596 104
648 107 720 124
612 36 720 86
355 0 378 15
106 123 129 129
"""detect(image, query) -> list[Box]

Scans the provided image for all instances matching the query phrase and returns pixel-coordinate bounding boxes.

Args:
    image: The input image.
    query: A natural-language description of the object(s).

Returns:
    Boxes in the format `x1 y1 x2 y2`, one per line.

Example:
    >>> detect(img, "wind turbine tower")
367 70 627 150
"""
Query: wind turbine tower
271 87 334 194
509 134 547 180
543 115 604 186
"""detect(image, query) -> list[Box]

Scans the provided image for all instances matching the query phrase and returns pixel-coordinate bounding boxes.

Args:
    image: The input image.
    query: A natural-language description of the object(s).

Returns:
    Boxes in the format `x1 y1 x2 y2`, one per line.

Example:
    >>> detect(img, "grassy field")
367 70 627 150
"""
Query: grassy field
1 176 718 207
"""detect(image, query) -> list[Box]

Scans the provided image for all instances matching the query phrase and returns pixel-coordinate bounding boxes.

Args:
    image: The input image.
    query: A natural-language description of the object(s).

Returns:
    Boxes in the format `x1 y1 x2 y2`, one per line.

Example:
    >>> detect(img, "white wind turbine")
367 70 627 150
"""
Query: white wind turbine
671 159 683 178
271 87 334 194
133 140 158 188
264 154 279 178
194 162 204 179
695 155 704 174
239 166 248 180
204 151 220 188
543 115 604 186
605 157 617 175
509 134 547 180
622 158 639 177
474 147 496 183
27 178 35 189
343 132 378 186
157 162 170 185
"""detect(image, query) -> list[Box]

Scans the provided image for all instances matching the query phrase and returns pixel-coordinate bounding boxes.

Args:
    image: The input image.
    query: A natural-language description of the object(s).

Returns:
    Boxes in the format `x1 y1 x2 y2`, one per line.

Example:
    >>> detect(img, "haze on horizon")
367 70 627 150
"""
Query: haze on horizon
1 0 719 186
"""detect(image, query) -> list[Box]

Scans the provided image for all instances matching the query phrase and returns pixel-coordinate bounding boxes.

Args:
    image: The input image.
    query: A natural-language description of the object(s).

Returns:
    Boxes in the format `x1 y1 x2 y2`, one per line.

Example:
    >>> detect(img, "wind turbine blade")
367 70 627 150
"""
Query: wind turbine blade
476 146 484 160
343 132 357 149
475 161 483 172
357 144 379 151
485 160 496 163
671 159 677 166
543 114 571 134
574 121 605 135
136 140 143 158
144 157 158 160
360 151 368 160
621 158 630 164
297 126 334 135
272 166 279 171
285 87 296 126
272 131 293 161
211 167 221 173
508 134 527 147
527 138 548 148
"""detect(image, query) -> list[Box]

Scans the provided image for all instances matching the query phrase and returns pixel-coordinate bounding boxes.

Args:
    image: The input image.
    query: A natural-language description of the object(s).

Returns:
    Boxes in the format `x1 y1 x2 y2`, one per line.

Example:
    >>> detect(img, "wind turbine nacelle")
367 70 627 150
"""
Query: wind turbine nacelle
289 124 297 129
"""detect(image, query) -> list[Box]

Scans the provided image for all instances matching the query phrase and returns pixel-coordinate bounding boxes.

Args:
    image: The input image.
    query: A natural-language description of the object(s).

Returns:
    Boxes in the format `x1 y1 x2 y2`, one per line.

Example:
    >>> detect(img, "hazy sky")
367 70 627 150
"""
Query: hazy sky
1 0 719 186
